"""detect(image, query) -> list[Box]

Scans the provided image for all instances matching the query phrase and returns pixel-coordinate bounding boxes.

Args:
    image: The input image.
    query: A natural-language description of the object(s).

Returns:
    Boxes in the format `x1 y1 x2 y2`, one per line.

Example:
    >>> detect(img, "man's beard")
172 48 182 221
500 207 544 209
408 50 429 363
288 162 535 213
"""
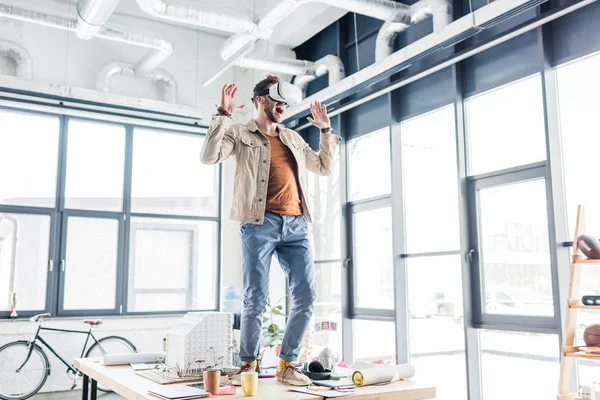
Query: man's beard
264 106 281 123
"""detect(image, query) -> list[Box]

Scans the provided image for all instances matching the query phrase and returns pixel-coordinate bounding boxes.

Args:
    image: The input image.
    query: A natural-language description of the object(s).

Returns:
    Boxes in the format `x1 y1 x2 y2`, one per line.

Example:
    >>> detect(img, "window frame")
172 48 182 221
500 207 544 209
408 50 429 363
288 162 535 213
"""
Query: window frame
466 162 559 333
0 106 222 319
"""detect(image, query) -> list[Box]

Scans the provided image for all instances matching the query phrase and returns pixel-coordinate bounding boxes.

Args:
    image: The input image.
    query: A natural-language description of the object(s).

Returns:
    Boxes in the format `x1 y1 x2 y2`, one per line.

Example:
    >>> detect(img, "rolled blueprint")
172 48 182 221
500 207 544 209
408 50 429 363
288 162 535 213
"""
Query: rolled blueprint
102 352 165 366
352 363 415 386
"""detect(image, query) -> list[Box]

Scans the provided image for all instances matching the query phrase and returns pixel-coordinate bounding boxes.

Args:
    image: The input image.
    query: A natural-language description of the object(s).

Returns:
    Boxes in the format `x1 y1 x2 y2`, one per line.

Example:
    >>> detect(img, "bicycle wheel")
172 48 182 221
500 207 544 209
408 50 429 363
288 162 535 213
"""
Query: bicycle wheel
85 336 136 392
0 341 50 400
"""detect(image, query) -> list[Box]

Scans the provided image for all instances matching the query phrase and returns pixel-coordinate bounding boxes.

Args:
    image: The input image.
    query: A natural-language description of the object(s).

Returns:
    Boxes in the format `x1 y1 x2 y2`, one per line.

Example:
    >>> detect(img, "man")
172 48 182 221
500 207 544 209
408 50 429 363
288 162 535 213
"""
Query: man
200 75 341 386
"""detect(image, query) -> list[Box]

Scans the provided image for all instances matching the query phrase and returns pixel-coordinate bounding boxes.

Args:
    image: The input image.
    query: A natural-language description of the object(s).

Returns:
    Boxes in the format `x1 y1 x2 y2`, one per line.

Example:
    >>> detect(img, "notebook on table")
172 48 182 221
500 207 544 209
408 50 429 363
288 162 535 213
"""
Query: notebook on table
148 384 210 399
312 378 356 389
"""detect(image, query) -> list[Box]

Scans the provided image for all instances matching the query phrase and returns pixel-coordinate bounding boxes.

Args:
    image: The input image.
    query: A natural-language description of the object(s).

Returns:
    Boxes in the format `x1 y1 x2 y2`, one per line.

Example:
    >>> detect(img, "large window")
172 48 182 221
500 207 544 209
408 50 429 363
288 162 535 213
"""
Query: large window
0 109 221 318
400 106 467 400
465 74 558 400
306 144 343 360
556 51 600 389
465 74 546 176
0 213 51 312
347 127 395 359
557 52 600 236
348 128 391 201
64 120 125 212
127 218 218 312
480 330 559 400
0 111 60 208
132 128 219 217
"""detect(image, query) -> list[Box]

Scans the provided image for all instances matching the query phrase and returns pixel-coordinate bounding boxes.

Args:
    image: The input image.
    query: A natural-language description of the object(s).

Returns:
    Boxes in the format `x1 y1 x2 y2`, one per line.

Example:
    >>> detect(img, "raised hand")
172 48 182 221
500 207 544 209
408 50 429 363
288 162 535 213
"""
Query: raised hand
220 84 246 114
307 100 331 130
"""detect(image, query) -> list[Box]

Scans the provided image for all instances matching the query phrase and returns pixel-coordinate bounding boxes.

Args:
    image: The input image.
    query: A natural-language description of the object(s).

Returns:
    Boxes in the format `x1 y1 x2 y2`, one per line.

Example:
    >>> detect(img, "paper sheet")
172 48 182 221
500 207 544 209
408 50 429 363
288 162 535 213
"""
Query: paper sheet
289 387 355 398
351 363 415 386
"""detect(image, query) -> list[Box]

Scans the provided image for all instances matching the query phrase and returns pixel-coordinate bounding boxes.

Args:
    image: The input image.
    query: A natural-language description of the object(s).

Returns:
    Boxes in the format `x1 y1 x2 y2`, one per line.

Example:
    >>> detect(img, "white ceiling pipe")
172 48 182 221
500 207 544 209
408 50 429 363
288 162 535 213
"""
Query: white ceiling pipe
375 21 411 61
96 61 177 103
375 0 453 62
221 0 412 61
234 53 314 76
0 3 173 75
283 0 548 122
134 0 268 38
410 0 453 29
0 40 33 79
294 54 345 94
76 0 121 40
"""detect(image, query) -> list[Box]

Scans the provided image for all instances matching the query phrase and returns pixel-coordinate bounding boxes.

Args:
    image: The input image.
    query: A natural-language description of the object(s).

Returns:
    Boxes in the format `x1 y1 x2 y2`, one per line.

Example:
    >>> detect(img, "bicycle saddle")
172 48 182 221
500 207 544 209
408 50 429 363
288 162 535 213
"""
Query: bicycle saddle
29 313 51 322
83 319 103 326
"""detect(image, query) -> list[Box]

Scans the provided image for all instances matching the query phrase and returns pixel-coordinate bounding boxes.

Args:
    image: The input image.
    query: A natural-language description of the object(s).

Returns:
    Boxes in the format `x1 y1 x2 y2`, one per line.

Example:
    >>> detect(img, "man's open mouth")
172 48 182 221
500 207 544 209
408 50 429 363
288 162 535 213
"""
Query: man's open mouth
275 106 285 115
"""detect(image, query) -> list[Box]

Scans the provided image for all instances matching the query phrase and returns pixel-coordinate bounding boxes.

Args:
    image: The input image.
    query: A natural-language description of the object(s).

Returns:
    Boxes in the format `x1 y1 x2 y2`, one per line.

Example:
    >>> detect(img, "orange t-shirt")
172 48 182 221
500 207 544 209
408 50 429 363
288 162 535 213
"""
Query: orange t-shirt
265 134 303 216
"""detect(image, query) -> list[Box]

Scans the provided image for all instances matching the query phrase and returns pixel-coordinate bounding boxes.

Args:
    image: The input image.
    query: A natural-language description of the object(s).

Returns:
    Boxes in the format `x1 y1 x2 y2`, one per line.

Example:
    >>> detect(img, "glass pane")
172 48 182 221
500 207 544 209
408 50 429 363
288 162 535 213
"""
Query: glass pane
0 213 51 311
354 320 396 361
466 75 546 175
480 330 559 400
354 207 394 309
312 262 343 358
557 53 600 236
65 120 125 211
0 110 59 208
478 179 554 316
127 217 217 312
402 106 460 253
407 255 467 400
307 155 341 260
63 217 119 310
348 128 391 201
131 128 218 216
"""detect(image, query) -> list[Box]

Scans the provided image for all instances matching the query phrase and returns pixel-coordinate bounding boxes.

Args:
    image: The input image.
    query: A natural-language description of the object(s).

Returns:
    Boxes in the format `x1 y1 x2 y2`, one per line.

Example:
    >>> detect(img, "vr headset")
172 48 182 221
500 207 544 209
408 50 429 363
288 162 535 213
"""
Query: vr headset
252 81 302 106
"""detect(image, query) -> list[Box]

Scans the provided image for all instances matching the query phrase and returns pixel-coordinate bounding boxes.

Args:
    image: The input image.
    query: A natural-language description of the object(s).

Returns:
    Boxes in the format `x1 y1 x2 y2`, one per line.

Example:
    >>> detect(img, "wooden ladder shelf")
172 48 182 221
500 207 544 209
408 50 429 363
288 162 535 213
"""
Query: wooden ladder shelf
558 205 600 400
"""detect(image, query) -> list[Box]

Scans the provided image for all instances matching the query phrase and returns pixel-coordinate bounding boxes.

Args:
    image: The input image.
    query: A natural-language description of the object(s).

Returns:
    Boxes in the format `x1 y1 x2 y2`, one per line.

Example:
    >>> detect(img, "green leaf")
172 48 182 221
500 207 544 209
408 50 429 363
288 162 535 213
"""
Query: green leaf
275 305 283 310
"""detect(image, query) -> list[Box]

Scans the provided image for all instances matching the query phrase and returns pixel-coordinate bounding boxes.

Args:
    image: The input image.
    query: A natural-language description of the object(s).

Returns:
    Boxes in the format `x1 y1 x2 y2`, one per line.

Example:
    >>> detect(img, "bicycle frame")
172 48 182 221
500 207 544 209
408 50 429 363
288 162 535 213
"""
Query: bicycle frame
17 323 106 376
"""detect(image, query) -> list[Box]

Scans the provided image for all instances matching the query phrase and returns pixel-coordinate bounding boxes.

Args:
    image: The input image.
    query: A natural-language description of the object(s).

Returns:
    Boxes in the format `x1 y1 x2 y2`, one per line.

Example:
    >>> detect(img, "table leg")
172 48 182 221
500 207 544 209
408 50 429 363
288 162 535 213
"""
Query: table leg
82 375 89 400
90 379 97 400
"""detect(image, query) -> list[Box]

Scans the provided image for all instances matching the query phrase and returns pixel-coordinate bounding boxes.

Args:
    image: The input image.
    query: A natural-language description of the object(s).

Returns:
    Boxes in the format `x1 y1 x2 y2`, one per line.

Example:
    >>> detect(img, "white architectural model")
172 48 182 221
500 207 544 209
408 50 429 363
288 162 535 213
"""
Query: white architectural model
166 312 233 371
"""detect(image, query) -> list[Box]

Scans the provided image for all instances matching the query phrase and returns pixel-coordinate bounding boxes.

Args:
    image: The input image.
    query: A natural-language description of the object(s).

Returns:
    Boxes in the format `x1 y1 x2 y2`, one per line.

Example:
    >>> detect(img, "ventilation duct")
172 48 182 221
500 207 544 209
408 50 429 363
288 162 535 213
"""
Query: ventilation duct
293 55 345 95
283 0 550 124
134 0 268 38
232 53 345 97
220 0 412 61
0 3 173 75
0 40 33 79
376 0 453 61
76 0 121 40
234 54 314 76
97 61 177 103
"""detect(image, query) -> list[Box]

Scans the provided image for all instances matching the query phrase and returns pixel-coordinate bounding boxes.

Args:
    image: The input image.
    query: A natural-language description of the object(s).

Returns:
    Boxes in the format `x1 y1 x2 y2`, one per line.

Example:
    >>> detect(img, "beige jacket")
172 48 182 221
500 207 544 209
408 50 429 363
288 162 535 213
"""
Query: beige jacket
200 115 342 224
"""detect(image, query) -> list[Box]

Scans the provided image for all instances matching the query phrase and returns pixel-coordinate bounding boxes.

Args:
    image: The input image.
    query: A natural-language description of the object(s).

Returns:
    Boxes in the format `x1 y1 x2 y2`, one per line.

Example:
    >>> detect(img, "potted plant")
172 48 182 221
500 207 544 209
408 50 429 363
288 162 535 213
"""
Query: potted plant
261 297 288 362
203 347 224 394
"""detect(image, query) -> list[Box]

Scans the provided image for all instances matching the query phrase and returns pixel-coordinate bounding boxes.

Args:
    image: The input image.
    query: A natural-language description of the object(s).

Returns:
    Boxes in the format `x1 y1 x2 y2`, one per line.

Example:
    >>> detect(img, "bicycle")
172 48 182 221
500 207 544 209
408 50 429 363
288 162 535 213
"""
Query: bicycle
0 313 137 400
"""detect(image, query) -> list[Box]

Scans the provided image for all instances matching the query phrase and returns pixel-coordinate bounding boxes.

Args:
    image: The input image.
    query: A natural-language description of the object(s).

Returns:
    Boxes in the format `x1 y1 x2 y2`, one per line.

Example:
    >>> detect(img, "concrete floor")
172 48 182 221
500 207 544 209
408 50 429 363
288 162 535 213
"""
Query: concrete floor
35 391 123 399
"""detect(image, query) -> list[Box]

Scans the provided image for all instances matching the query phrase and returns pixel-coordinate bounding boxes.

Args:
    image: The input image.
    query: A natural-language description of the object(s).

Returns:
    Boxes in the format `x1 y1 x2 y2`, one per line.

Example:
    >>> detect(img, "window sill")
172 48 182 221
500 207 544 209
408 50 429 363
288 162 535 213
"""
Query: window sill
0 313 187 335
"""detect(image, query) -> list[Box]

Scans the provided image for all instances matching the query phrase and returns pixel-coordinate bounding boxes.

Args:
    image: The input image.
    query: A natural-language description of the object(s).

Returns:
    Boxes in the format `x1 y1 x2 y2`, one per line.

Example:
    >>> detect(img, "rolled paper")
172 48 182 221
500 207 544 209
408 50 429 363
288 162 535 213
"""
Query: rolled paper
352 363 415 386
102 352 166 366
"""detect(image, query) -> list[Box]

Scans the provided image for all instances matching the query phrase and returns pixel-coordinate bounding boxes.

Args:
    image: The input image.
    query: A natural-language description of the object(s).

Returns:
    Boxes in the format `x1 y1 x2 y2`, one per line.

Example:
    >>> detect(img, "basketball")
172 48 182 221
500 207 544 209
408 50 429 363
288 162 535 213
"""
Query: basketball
583 324 600 346
578 235 600 259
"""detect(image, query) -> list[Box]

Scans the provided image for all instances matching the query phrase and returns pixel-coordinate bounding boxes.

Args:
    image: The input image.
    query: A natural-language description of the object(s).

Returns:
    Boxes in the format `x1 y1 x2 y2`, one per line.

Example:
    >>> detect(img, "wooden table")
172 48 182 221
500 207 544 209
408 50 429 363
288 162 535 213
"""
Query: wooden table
74 358 436 400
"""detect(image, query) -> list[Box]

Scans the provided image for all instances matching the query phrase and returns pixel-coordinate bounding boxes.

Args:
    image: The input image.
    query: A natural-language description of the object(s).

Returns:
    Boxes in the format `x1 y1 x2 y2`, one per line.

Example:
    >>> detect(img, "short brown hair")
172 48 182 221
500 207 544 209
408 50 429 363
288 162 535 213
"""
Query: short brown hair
253 74 280 108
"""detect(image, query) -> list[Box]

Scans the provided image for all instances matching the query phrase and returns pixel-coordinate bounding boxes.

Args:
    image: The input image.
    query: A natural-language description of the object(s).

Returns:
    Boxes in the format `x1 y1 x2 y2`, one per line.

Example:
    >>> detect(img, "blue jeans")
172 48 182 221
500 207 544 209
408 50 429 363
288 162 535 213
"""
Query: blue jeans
239 211 316 362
